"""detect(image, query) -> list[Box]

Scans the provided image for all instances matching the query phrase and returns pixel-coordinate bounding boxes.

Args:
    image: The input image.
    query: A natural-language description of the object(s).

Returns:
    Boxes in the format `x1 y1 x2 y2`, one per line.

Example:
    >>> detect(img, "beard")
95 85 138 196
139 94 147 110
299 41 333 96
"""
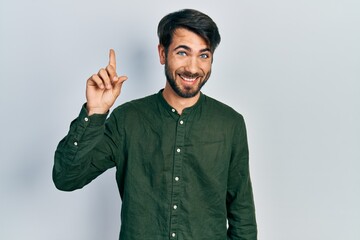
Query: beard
165 61 211 98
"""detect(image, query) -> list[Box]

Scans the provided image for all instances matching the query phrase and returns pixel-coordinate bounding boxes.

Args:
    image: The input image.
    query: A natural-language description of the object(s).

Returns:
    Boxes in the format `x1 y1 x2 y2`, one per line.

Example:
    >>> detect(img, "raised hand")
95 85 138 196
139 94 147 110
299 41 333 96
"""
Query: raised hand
86 49 128 115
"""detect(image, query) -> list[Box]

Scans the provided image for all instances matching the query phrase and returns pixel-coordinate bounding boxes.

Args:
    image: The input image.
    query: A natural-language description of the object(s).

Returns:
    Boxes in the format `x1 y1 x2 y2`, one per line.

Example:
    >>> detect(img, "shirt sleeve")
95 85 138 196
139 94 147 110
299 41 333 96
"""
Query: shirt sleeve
226 116 257 240
52 104 121 191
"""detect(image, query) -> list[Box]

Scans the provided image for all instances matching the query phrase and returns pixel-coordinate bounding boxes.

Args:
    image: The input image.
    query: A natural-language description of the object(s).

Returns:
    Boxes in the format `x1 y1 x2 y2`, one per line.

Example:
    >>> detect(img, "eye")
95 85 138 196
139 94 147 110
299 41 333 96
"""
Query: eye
177 51 187 56
200 53 209 59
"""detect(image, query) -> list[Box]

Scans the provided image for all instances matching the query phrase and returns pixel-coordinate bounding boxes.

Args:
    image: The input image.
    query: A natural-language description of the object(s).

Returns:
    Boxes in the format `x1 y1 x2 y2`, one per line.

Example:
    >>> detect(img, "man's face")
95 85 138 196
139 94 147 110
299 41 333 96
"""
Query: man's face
159 28 213 98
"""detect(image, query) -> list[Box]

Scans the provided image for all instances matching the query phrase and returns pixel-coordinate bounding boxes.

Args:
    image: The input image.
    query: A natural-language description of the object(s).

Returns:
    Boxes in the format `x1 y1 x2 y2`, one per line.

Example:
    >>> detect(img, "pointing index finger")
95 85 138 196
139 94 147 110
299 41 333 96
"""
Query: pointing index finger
109 49 116 70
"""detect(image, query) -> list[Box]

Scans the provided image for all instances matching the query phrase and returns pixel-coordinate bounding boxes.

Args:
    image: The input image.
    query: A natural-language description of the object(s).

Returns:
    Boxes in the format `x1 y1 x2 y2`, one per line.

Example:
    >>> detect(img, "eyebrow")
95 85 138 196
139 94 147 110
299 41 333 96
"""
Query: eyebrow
174 45 211 53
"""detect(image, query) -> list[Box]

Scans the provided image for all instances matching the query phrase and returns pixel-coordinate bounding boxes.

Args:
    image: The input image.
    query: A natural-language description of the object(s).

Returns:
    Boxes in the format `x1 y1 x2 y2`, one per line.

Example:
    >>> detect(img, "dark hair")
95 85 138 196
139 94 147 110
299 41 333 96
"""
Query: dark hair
157 9 221 53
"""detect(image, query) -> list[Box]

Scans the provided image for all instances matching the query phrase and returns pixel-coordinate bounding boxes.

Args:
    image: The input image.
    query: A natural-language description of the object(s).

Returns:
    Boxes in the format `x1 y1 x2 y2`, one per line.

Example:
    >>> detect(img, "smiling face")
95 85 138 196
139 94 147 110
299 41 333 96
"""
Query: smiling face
159 28 213 98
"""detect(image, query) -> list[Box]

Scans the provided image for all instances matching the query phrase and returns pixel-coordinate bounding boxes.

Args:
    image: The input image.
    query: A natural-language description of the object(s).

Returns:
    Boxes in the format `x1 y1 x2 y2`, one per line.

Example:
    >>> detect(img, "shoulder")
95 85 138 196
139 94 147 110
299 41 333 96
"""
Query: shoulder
202 94 245 123
200 95 248 140
112 93 158 116
106 93 160 129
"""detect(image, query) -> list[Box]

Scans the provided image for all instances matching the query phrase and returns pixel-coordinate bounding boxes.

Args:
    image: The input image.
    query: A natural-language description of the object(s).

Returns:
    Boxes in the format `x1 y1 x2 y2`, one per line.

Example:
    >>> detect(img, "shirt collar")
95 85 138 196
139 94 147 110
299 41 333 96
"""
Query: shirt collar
157 89 204 117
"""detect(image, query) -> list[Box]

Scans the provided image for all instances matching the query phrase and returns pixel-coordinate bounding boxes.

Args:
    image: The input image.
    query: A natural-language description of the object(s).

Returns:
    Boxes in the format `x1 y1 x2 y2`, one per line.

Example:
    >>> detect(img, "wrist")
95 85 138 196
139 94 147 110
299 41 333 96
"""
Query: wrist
86 104 109 116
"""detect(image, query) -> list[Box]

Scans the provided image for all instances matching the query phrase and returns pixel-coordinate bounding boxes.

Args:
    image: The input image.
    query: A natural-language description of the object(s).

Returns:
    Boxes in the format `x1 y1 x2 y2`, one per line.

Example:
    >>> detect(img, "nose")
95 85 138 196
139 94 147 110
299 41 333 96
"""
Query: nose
184 57 199 74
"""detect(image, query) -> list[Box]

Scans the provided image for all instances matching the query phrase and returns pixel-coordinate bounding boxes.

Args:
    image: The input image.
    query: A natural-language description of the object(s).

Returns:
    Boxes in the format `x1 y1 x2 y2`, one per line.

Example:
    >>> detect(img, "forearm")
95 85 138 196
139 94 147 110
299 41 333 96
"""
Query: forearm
227 176 257 240
227 117 257 239
52 105 111 191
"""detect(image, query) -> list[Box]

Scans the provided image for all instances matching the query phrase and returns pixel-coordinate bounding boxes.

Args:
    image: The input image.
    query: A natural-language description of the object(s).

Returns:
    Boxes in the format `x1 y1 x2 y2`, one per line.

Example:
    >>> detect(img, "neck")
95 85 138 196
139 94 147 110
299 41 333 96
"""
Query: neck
162 84 200 115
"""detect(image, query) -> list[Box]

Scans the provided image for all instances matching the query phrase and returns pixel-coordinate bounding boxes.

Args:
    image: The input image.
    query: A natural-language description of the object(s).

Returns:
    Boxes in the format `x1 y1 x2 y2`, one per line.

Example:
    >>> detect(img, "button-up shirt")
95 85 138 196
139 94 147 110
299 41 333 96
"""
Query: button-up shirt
53 90 257 240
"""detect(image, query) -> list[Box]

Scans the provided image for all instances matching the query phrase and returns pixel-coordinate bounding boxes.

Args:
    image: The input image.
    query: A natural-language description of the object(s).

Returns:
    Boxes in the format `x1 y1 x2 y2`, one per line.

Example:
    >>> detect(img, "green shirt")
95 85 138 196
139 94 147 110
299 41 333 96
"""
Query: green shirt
53 90 257 240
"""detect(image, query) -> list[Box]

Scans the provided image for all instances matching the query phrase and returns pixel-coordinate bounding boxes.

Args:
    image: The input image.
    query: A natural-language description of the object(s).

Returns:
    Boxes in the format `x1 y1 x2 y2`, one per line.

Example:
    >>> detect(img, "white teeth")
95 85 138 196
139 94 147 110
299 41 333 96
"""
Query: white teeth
180 75 197 82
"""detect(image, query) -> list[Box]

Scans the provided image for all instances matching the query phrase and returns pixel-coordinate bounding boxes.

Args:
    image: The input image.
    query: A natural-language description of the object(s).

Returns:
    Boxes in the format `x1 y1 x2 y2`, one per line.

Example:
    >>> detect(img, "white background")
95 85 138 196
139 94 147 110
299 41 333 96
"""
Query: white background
1 0 359 239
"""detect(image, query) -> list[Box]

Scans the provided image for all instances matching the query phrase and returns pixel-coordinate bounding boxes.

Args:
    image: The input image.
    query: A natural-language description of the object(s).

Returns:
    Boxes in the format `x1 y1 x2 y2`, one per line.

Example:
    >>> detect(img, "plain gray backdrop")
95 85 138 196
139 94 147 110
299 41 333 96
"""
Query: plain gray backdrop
1 0 359 239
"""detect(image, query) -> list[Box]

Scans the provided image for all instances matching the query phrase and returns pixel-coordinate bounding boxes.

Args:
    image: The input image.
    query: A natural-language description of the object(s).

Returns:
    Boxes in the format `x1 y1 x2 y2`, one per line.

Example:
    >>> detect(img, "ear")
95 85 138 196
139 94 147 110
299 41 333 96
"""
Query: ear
158 44 166 65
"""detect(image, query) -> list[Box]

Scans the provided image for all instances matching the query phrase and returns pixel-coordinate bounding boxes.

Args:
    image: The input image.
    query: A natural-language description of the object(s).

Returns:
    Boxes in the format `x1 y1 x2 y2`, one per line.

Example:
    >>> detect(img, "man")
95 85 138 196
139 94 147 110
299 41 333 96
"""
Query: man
53 9 257 240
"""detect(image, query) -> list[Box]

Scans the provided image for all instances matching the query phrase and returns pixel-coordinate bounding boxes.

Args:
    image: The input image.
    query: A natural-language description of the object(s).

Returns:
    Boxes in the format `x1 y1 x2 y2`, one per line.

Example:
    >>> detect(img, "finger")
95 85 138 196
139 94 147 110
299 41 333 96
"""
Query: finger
98 68 112 89
88 74 105 89
117 76 128 84
109 49 116 70
106 64 117 83
113 75 128 93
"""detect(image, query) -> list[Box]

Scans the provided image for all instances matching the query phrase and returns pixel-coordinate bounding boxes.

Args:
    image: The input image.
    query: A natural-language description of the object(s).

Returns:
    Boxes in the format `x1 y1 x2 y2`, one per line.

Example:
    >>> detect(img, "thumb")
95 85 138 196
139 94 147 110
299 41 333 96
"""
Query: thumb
113 75 128 93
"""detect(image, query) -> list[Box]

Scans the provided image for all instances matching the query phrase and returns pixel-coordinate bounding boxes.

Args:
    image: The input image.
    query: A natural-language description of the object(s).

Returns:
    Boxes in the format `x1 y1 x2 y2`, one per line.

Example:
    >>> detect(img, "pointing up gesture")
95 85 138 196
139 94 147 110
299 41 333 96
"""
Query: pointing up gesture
86 49 128 115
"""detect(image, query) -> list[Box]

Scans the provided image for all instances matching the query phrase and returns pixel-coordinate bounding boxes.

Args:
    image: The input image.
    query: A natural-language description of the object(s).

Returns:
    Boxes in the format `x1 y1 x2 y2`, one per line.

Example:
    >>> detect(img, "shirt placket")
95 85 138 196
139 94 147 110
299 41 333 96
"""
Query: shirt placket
169 109 186 240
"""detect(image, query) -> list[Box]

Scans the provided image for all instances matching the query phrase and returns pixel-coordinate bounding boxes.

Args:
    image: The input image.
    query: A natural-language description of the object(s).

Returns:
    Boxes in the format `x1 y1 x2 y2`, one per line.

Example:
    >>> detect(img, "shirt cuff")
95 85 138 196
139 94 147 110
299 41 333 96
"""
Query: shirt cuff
79 103 108 127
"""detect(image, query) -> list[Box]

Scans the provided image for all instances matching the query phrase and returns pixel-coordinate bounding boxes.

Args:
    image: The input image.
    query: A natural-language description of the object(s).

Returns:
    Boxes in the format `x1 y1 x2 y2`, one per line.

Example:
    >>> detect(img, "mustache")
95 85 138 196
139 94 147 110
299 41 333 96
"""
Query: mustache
178 71 202 78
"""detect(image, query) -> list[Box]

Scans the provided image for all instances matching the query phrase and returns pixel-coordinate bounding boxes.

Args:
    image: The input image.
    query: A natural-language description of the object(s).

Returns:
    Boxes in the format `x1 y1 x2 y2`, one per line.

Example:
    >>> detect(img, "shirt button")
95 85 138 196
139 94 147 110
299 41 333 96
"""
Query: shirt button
171 232 176 238
84 117 89 122
176 148 181 153
179 120 184 125
171 108 176 113
74 142 78 146
173 205 178 209
175 177 179 181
